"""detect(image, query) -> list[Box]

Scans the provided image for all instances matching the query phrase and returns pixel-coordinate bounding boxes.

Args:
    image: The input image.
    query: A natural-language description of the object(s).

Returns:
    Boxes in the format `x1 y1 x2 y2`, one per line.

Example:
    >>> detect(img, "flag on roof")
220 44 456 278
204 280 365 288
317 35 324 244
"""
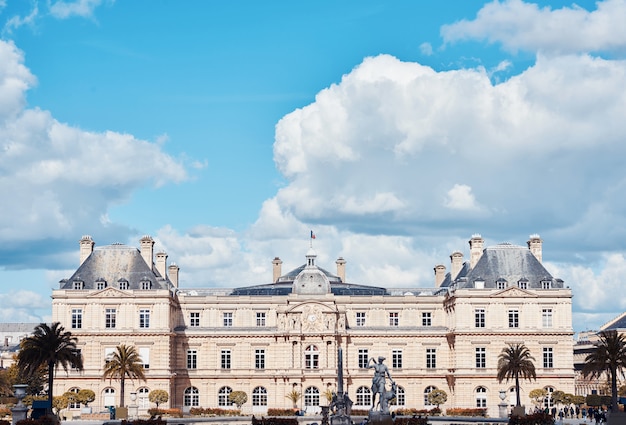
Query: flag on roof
310 230 316 239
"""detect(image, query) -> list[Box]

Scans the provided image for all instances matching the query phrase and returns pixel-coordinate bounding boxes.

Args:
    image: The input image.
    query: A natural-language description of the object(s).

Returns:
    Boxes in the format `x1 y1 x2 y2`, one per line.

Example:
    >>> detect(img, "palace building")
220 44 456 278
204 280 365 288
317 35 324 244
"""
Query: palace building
51 234 574 416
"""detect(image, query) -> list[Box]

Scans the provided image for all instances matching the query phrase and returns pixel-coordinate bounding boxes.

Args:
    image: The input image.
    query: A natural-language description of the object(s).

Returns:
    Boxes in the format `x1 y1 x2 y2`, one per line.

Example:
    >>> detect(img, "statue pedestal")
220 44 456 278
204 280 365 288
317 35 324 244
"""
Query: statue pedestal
498 402 508 418
368 411 393 425
330 413 352 425
11 405 28 425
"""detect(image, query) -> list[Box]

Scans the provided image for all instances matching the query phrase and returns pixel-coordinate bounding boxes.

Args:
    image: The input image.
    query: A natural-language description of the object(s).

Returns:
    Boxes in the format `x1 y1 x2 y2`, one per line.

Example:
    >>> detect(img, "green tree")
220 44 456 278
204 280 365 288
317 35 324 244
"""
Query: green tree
529 388 547 408
229 391 248 409
582 330 626 413
148 389 169 409
53 393 70 415
286 390 301 409
497 343 536 407
77 389 96 407
427 388 447 408
17 322 83 407
552 390 566 406
102 344 146 407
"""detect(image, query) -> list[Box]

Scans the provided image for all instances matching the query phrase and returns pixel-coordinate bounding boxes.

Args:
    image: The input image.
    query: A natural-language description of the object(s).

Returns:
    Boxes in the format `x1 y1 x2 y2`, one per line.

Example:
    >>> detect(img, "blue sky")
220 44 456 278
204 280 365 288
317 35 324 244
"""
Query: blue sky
0 0 625 333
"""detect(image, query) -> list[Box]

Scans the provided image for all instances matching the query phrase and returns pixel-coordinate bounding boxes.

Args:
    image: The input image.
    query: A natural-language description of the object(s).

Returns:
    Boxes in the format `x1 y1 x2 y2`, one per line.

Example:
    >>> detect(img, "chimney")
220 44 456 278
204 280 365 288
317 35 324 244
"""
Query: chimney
434 264 446 286
156 252 168 279
527 234 543 263
336 257 347 282
450 251 464 280
468 234 485 269
168 263 179 288
272 257 283 283
140 236 155 268
79 235 94 265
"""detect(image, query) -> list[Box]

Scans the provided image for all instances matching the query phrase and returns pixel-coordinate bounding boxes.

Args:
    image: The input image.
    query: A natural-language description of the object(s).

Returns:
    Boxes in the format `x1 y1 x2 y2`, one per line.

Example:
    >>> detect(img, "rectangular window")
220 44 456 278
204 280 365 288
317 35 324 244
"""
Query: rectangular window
392 349 403 369
389 312 399 327
97 281 106 290
475 308 485 328
475 347 486 368
356 312 366 327
543 347 554 368
105 308 116 329
187 349 197 369
139 347 150 369
508 310 519 328
358 349 369 369
139 309 150 328
426 348 436 369
542 309 553 328
223 312 233 327
541 280 552 289
190 312 200 327
256 312 266 327
255 349 265 369
221 349 231 369
422 312 432 327
71 309 82 329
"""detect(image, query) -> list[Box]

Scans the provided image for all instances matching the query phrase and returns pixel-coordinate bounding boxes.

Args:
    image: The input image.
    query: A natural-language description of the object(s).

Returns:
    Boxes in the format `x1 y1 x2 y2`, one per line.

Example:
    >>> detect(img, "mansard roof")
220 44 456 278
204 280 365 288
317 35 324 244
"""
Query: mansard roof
442 243 563 289
230 281 388 296
601 311 626 331
59 243 172 290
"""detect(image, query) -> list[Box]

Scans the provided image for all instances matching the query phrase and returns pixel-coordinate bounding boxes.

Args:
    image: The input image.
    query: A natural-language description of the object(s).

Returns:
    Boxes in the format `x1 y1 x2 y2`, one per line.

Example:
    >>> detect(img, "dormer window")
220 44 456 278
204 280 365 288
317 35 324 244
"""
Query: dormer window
496 278 507 290
118 279 129 290
518 279 528 290
474 279 485 289
72 280 84 290
541 280 552 289
141 279 152 290
96 278 107 290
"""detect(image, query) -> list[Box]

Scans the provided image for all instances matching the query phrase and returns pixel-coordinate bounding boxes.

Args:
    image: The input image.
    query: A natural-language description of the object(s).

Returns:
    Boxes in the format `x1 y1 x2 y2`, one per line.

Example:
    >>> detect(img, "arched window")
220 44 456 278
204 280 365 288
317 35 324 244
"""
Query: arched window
304 387 319 407
103 388 115 408
390 386 405 406
356 386 371 407
184 387 199 407
138 387 150 409
252 387 267 406
69 387 80 409
424 386 437 406
544 386 555 409
475 387 487 408
218 386 233 407
305 345 319 369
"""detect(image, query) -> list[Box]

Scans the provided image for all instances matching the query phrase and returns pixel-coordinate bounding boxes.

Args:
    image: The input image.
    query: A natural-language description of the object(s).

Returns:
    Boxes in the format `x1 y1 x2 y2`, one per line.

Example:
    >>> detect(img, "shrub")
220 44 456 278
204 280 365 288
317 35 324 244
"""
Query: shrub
0 408 11 417
146 408 181 418
186 407 239 416
394 407 440 416
252 416 298 425
509 412 554 425
266 408 296 416
445 407 487 417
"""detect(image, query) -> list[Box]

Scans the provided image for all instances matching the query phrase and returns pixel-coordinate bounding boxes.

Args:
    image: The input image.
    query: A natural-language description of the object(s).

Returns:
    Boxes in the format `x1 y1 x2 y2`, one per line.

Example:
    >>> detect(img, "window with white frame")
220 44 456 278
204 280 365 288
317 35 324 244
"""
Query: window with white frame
496 279 507 290
389 312 399 327
392 349 403 369
69 387 80 409
190 312 200 327
255 349 265 369
518 280 528 289
96 279 106 290
542 309 553 327
256 312 266 327
138 387 149 409
475 308 485 328
475 387 487 408
304 386 320 407
508 309 519 328
422 312 432 326
218 386 233 406
141 279 151 290
356 386 371 407
139 347 150 369
358 349 369 369
305 345 319 369
118 279 129 290
391 386 405 406
223 312 233 327
252 386 267 406
541 280 552 289
426 348 436 369
187 349 197 369
475 347 486 368
105 308 116 328
221 349 231 369
72 309 82 329
139 309 150 328
184 387 199 407
356 312 366 327
72 280 84 290
424 386 436 406
543 387 555 408
543 347 554 368
103 388 115 408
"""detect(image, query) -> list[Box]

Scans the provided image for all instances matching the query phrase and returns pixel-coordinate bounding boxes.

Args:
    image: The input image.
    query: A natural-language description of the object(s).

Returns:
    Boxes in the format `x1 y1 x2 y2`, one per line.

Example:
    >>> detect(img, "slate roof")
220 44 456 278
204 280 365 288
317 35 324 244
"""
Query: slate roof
441 243 563 289
230 281 388 296
59 244 172 290
601 312 626 331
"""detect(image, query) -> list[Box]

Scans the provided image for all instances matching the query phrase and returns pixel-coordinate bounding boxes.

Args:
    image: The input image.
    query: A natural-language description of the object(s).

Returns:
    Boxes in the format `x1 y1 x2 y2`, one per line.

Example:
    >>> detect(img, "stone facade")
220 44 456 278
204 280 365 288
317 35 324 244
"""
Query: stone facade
51 234 574 416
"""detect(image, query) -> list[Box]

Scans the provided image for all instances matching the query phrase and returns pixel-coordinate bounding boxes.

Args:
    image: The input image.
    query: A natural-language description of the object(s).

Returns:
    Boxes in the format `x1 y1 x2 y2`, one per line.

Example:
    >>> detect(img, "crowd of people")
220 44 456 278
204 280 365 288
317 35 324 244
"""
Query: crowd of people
533 405 608 423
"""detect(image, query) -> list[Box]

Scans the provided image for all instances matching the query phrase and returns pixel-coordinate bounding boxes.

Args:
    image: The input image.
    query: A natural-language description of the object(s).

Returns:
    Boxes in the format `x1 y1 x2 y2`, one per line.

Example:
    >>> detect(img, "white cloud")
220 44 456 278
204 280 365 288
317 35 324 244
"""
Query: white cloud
49 0 104 19
419 42 433 56
441 0 626 55
444 184 483 211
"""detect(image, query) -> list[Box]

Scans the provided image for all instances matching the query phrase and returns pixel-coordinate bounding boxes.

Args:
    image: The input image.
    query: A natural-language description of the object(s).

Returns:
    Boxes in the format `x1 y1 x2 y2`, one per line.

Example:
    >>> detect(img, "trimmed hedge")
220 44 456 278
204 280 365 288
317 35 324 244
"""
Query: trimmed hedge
509 412 555 425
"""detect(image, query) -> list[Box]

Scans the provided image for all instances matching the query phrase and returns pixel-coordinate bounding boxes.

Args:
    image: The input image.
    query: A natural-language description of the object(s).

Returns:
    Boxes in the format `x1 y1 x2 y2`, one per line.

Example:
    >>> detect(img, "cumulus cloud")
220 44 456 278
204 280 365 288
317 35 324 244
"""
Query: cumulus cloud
441 0 626 55
444 184 483 211
49 0 105 19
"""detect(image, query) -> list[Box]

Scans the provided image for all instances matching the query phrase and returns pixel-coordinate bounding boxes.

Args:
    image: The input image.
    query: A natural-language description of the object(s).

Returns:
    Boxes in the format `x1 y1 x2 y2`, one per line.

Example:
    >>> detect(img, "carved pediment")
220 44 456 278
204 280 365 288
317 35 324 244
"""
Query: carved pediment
87 287 129 298
491 286 536 298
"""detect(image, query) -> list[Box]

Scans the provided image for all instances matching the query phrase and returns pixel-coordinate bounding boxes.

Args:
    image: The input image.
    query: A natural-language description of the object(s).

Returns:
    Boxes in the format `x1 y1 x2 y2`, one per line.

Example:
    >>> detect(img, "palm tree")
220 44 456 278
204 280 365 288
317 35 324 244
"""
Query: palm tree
102 344 146 407
497 343 536 407
582 330 626 413
17 322 83 408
